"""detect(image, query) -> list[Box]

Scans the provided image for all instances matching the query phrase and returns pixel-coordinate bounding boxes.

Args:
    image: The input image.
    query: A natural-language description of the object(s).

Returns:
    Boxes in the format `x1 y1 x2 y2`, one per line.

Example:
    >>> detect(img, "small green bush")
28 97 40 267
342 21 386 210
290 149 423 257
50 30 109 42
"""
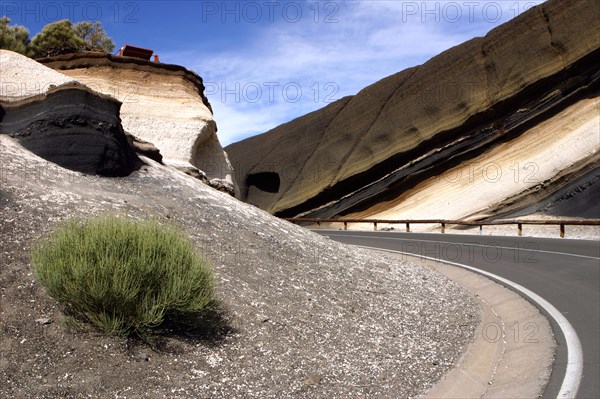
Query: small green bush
31 216 214 339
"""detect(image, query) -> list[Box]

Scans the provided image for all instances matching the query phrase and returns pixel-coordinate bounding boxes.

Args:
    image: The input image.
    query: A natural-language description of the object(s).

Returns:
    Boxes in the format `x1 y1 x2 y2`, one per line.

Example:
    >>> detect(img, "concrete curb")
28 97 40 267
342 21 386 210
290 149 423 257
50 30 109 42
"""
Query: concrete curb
386 253 556 398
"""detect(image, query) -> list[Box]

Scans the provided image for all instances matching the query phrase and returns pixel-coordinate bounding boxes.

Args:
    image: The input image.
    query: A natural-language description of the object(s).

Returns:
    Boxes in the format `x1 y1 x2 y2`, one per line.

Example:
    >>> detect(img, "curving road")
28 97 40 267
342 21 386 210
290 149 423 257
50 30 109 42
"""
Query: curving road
316 230 600 399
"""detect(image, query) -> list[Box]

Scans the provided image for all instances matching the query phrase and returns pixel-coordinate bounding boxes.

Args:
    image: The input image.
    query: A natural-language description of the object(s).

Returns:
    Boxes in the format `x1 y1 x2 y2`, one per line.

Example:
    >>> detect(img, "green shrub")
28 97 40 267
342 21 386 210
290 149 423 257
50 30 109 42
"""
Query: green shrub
31 216 214 339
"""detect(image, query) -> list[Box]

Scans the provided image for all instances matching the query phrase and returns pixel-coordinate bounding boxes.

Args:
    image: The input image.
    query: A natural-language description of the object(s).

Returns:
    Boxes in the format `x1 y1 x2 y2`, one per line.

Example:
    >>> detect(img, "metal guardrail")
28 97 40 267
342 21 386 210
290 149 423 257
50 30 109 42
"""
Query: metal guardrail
285 218 600 238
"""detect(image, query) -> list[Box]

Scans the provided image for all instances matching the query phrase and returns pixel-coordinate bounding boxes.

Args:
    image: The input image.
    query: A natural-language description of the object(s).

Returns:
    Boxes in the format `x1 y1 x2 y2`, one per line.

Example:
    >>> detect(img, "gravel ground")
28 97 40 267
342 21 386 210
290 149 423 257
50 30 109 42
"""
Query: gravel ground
0 136 479 398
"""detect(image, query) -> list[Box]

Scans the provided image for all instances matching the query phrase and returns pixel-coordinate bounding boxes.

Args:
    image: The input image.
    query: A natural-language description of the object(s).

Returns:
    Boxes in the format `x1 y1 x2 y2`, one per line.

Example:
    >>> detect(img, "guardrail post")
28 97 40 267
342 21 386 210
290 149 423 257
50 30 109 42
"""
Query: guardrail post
479 225 483 235
441 223 446 234
560 224 565 238
373 222 378 231
317 221 321 229
518 223 523 237
406 223 410 233
343 221 348 231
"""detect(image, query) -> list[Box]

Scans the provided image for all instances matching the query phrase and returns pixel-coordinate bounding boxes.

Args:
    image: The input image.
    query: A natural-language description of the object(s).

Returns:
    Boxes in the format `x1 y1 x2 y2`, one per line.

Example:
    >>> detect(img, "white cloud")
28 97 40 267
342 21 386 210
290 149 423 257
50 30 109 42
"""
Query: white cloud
166 1 545 146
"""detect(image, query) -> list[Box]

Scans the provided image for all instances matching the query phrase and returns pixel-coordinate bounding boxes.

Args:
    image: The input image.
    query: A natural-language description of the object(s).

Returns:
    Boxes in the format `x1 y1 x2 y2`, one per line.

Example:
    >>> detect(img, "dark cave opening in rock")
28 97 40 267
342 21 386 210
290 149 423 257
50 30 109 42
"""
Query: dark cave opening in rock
247 172 280 193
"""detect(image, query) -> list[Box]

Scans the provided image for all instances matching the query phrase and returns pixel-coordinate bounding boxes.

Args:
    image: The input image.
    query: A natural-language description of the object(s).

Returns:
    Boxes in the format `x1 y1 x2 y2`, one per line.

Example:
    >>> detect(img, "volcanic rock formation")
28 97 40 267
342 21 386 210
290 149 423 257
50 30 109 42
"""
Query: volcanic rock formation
0 50 139 176
226 0 600 221
38 52 235 193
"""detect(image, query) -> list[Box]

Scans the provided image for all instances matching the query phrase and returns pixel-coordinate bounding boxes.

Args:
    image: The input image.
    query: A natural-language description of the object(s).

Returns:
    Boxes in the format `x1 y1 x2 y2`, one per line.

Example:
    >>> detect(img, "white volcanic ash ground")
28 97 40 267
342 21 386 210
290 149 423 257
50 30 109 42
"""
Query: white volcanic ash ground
1 136 479 398
0 50 76 101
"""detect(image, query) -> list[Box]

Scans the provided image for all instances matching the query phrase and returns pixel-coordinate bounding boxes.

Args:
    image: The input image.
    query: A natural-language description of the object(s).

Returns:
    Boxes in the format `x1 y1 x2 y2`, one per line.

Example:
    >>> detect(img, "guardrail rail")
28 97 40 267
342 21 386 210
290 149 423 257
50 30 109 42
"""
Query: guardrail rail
285 218 600 238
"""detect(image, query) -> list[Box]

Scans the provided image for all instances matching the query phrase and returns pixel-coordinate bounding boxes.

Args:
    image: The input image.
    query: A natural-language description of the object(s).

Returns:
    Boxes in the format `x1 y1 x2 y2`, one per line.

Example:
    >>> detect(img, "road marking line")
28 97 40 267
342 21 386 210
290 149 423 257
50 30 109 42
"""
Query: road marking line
358 245 583 399
322 232 600 260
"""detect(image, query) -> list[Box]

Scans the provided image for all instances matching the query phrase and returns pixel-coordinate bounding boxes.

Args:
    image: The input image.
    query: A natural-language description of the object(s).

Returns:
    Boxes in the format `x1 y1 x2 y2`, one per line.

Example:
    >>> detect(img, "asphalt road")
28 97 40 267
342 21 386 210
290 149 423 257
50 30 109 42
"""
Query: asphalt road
316 230 600 399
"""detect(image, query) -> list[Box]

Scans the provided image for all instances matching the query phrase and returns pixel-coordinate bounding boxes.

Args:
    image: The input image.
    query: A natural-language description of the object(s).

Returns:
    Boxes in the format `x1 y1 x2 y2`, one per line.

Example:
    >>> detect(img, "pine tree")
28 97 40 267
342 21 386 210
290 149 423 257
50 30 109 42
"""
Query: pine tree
3 18 115 58
28 19 86 58
0 16 29 54
74 21 115 53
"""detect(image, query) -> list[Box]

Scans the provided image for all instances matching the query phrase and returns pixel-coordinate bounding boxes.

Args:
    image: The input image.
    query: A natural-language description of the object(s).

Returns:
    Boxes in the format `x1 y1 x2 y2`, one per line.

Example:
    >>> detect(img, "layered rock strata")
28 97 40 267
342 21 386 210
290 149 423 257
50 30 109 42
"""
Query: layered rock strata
39 52 235 191
0 50 139 176
226 0 600 220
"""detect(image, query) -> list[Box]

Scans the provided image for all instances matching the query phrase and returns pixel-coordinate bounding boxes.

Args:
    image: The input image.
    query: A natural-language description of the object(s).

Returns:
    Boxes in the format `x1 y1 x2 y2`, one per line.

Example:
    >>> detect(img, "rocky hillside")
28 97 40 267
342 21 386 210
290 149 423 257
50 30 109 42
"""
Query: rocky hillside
0 121 479 397
0 135 480 397
38 52 235 193
0 48 481 397
226 0 600 221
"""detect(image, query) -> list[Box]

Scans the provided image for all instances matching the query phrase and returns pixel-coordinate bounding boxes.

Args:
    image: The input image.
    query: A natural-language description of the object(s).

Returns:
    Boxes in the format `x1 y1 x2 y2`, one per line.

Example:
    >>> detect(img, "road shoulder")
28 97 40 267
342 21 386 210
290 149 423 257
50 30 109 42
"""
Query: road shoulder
385 252 556 398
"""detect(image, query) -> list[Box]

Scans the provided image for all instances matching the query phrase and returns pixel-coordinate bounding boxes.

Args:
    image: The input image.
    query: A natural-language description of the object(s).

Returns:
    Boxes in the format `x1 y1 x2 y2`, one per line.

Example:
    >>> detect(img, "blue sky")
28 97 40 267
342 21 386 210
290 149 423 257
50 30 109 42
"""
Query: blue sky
3 1 544 145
